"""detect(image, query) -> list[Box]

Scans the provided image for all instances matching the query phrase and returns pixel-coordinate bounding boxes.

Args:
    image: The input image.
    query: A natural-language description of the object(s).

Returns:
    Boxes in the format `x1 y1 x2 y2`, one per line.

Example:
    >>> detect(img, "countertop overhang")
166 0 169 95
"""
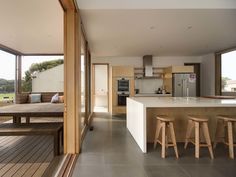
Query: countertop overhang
134 93 172 97
128 97 236 108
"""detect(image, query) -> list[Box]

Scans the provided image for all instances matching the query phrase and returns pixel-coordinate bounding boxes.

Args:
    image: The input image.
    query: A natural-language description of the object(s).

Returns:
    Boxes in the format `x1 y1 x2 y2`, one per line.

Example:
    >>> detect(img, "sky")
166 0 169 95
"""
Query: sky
0 49 236 80
0 50 63 80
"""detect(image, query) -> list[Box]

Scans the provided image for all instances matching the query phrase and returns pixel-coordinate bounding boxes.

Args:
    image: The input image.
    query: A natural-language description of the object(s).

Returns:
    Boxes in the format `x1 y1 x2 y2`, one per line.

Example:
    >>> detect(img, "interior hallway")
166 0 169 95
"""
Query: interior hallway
72 114 236 177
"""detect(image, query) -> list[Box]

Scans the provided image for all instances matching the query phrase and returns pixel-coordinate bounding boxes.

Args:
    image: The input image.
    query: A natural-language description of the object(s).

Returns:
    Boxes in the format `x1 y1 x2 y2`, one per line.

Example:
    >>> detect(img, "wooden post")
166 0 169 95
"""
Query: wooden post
15 55 22 95
61 0 81 154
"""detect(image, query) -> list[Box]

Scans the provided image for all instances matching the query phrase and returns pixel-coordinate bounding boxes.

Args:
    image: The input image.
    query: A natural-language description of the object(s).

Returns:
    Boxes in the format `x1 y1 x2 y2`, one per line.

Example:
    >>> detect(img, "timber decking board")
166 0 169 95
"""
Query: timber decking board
1 136 51 177
12 142 52 177
0 136 37 164
0 136 54 177
31 149 54 177
1 136 48 177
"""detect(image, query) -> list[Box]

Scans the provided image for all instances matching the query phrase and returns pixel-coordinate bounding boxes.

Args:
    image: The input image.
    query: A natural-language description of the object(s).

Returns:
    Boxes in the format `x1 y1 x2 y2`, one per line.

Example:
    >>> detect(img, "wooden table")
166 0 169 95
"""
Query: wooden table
0 103 64 123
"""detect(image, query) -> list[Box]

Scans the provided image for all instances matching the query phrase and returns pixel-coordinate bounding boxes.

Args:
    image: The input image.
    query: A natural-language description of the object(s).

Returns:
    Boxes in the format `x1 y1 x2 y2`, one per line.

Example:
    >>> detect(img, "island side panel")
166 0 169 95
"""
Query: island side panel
147 107 236 142
127 98 147 153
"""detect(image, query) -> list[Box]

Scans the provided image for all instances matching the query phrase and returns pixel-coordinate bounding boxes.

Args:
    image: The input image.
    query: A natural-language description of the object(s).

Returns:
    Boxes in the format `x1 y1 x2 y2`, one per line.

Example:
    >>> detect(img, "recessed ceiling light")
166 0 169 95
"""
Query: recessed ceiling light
187 26 192 30
150 26 155 30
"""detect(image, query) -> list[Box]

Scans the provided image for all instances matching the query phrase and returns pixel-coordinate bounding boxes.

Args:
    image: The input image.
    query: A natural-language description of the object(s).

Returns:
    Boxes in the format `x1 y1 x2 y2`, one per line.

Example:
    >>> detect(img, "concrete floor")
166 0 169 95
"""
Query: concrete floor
72 115 236 177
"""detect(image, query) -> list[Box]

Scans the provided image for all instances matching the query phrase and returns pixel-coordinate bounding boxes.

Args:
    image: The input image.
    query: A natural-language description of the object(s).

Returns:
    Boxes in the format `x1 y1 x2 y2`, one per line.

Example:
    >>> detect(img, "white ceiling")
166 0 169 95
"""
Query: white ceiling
0 0 63 54
77 0 236 9
80 9 236 57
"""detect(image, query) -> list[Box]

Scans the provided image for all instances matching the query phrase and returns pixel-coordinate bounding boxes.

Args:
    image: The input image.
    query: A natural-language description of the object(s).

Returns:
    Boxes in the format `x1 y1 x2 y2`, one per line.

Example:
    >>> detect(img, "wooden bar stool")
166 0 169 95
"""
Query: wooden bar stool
214 115 236 159
184 115 214 159
153 116 179 158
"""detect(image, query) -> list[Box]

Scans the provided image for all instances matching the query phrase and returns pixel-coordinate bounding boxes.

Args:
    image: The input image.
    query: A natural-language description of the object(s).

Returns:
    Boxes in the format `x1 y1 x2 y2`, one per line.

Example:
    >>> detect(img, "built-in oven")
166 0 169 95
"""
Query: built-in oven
117 78 130 92
117 92 129 106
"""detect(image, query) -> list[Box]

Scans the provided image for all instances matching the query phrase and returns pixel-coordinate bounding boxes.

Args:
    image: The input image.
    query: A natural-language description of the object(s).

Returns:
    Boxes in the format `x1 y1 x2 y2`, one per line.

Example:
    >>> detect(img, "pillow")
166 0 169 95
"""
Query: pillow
29 94 41 103
51 93 59 103
58 96 64 103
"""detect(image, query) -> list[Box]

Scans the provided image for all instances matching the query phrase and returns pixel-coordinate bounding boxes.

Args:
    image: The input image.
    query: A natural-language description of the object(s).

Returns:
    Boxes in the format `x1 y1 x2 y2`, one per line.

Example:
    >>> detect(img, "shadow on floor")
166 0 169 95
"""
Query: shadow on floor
72 116 236 177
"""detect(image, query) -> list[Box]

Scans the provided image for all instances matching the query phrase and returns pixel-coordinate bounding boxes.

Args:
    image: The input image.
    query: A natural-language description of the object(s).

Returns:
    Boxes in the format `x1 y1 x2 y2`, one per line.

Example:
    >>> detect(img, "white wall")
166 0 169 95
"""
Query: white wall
92 56 202 68
93 54 217 96
92 56 202 93
32 64 64 92
201 53 215 96
92 56 142 67
135 79 163 93
94 65 108 107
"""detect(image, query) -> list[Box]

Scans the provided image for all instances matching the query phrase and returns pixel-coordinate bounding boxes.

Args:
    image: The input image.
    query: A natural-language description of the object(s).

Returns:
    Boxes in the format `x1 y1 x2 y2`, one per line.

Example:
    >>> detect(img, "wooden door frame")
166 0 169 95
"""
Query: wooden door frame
91 63 110 113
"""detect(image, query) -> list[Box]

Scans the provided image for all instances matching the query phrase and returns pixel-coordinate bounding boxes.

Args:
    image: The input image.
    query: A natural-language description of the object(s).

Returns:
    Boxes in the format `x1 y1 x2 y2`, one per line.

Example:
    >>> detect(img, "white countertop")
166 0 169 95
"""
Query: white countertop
128 97 236 107
135 93 172 97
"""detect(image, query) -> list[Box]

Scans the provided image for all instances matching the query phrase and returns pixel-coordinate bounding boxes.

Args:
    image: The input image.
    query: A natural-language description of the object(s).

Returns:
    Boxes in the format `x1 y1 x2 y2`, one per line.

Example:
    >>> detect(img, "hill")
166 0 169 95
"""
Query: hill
0 78 14 93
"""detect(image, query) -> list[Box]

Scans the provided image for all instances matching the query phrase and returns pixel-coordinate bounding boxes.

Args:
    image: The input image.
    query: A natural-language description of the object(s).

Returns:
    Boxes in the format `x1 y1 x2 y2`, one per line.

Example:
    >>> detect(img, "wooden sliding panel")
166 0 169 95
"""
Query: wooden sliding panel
61 0 81 154
215 53 221 95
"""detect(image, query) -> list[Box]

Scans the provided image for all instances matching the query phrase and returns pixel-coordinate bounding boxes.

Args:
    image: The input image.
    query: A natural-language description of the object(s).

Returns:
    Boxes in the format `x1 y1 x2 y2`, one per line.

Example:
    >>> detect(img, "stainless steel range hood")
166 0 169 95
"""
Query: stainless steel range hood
143 55 153 77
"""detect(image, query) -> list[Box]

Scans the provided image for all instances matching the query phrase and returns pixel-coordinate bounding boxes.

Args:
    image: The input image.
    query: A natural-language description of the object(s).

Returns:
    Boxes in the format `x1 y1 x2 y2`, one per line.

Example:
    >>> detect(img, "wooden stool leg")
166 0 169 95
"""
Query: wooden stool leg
195 122 200 158
185 120 194 149
161 122 166 158
227 121 234 159
26 117 30 124
154 120 161 149
202 122 214 159
214 119 224 148
169 122 179 158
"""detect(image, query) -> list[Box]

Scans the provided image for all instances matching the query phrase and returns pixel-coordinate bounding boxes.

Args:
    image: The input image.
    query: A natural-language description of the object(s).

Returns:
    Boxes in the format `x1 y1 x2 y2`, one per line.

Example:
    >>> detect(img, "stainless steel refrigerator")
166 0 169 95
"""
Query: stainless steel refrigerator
172 73 196 97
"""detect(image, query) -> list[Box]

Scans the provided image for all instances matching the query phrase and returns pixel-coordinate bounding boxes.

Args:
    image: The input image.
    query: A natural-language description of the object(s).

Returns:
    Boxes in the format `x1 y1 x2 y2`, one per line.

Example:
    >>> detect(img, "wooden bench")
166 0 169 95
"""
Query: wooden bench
0 122 63 156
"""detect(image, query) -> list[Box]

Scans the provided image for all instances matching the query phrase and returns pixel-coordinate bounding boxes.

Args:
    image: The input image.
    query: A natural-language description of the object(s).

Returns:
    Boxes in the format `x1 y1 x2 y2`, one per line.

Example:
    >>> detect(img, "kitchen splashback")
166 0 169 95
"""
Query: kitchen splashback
135 79 163 93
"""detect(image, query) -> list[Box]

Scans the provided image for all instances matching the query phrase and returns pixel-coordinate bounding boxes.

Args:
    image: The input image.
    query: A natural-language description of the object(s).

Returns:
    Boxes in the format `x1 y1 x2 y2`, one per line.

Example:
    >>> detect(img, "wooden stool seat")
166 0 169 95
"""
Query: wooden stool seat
156 116 174 122
214 115 236 159
153 116 178 158
185 115 214 159
188 116 208 122
217 115 236 122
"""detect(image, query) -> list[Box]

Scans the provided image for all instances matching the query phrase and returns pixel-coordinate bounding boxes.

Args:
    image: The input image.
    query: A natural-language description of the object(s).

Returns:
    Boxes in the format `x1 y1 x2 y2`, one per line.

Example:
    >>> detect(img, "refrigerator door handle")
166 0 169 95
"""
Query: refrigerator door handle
182 79 188 97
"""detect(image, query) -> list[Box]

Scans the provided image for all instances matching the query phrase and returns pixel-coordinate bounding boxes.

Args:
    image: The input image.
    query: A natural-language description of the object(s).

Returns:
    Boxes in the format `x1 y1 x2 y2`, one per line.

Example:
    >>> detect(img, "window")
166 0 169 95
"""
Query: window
216 49 236 95
80 32 86 131
221 50 236 93
0 49 15 103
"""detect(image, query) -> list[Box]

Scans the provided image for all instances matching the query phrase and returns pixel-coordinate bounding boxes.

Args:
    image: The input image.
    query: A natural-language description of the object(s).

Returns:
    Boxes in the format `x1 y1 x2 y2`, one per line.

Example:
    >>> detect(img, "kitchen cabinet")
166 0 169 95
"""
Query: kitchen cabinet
112 66 134 77
134 67 165 79
163 66 194 93
164 66 194 73
110 66 135 114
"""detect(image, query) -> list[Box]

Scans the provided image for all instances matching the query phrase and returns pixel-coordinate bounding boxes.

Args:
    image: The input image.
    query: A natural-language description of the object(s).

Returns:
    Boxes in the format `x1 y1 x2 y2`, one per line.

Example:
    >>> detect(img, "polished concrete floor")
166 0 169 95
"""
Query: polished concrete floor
72 115 236 177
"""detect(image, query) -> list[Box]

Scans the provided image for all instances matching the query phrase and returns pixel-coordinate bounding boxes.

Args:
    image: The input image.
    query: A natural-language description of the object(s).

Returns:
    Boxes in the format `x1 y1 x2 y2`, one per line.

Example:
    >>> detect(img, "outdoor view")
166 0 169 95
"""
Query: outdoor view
21 56 64 93
0 49 64 106
0 50 15 104
221 50 236 92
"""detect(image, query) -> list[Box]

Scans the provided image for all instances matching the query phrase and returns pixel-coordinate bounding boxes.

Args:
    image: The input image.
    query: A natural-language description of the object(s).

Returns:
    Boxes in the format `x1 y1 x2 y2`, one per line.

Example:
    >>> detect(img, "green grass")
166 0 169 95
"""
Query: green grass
0 93 15 101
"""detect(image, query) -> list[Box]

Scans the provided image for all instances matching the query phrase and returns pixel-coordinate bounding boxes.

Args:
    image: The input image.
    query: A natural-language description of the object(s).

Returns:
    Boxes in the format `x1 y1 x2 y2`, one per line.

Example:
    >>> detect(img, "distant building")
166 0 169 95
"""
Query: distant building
32 64 64 92
225 80 236 92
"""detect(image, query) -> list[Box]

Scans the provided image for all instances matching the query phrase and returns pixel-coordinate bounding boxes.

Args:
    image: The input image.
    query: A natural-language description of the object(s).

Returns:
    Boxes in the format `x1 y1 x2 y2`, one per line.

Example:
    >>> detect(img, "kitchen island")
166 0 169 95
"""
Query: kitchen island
127 97 236 153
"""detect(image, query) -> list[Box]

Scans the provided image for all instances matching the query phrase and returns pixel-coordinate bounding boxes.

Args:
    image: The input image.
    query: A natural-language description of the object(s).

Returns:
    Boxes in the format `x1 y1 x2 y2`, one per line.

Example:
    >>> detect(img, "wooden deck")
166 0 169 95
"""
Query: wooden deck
0 135 55 177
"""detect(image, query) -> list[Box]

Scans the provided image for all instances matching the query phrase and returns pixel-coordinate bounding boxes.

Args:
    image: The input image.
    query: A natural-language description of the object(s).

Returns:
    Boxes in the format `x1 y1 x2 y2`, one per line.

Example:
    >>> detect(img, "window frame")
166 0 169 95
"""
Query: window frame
215 47 236 96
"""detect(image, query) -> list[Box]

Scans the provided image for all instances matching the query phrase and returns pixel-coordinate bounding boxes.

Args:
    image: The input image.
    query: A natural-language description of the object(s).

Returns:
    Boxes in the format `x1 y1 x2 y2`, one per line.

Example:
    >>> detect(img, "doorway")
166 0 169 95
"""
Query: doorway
184 63 201 97
92 64 109 112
